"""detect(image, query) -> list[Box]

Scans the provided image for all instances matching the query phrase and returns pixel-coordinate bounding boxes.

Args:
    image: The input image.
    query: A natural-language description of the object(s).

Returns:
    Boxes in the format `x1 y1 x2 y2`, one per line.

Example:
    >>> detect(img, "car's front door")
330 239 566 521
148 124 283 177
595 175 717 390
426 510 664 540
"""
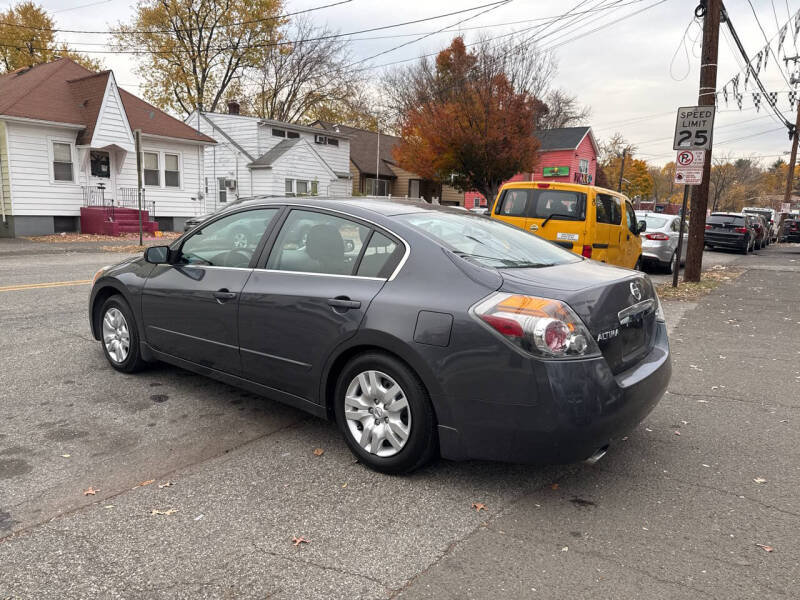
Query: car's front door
238 208 405 402
141 207 281 374
621 200 641 268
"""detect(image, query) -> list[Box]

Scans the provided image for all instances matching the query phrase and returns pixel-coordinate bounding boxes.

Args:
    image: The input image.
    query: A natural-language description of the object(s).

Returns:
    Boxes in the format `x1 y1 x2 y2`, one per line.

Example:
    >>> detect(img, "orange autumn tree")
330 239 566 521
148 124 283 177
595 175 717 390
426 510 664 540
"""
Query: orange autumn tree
393 38 542 205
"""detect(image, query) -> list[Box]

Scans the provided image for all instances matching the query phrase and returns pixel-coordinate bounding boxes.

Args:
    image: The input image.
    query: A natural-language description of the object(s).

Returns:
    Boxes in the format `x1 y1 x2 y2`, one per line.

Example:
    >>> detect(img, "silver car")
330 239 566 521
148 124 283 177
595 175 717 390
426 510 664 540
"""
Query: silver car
636 212 688 274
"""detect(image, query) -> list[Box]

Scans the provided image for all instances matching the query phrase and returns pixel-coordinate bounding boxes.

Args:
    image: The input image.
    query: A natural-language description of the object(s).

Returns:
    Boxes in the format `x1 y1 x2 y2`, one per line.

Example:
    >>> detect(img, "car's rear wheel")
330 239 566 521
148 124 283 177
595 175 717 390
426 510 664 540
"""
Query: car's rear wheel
334 352 437 474
99 296 146 373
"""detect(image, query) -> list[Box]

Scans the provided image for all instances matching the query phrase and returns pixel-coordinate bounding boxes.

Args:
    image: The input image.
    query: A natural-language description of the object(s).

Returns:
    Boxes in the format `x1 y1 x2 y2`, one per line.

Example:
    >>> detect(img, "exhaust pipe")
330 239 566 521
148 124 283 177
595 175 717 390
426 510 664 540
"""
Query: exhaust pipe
584 445 609 465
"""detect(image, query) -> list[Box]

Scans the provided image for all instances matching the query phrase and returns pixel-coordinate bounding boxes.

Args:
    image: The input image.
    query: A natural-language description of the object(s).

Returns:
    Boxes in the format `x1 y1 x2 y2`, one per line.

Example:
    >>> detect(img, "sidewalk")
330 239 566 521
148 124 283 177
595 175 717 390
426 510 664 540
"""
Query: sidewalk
0 234 176 257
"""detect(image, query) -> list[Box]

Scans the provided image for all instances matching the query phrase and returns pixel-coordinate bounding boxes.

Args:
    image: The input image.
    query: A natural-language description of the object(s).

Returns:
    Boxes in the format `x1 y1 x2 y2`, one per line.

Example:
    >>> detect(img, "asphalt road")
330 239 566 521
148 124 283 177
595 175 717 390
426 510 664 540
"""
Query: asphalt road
1 240 798 599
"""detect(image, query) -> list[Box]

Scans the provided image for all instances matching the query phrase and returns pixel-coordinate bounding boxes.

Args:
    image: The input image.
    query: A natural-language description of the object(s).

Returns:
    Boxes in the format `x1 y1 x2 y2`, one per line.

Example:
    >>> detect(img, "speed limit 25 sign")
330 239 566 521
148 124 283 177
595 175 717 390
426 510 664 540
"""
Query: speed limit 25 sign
673 106 715 150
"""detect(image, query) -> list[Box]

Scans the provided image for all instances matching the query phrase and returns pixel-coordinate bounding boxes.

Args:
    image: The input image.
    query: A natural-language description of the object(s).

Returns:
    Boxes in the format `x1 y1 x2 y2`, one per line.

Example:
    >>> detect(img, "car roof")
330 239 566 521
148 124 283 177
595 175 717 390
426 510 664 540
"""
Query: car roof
225 196 465 218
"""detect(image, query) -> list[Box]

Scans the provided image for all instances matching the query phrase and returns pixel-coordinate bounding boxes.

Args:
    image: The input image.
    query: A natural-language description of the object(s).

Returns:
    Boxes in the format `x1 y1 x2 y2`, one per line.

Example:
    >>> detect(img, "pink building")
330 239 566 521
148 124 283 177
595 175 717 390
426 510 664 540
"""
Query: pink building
465 126 600 209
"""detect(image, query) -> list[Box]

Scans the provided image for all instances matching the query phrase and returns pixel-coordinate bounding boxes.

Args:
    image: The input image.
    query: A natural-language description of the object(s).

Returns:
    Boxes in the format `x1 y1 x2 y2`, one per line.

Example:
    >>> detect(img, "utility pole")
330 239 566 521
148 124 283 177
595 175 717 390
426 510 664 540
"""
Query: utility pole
376 127 381 197
782 58 800 209
684 0 721 282
617 148 627 192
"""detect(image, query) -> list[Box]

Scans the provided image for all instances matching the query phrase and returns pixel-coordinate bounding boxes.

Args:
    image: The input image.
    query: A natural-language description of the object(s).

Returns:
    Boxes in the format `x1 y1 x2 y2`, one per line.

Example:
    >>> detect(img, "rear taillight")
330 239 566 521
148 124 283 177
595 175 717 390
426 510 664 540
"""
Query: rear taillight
472 293 599 359
735 227 748 234
705 224 712 230
581 244 592 258
645 232 669 240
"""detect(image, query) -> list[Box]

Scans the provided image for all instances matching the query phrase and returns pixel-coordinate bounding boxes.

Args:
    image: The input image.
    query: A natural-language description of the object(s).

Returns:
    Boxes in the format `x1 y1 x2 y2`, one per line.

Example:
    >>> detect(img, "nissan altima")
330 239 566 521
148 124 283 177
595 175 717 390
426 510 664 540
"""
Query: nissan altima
89 198 671 474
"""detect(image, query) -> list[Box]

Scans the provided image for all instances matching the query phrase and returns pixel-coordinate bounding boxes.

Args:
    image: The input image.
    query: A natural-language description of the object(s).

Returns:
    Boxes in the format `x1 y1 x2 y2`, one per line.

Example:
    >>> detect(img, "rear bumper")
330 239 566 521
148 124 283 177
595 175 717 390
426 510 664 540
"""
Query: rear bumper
704 233 747 248
641 244 673 263
438 323 671 464
782 232 800 242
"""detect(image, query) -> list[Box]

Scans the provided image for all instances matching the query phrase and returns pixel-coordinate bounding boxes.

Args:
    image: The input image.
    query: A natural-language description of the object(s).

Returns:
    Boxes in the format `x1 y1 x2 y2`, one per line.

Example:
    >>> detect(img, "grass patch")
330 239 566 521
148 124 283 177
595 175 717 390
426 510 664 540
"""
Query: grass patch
656 265 745 301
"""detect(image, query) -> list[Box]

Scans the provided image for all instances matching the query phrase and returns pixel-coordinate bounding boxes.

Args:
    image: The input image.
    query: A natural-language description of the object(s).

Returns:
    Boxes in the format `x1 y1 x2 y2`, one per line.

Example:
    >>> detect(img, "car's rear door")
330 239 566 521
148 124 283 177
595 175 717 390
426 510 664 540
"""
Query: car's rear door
141 207 281 375
237 208 405 403
620 200 641 268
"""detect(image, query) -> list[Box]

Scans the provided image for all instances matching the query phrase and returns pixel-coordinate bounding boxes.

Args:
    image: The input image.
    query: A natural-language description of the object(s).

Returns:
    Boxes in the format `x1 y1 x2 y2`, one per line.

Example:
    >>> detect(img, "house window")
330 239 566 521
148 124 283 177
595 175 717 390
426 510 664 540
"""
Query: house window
90 150 110 178
409 179 420 198
579 159 589 174
165 153 180 187
284 179 319 196
143 152 159 186
218 177 227 203
285 179 293 194
365 178 388 196
52 142 73 182
326 138 339 147
272 128 286 138
287 131 300 139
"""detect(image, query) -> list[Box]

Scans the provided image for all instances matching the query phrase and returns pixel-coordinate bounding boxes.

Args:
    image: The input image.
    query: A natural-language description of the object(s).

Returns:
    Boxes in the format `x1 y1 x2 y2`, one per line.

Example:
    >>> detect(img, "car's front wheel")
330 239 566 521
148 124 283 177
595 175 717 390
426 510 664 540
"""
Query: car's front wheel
334 352 437 474
665 251 677 274
99 295 147 373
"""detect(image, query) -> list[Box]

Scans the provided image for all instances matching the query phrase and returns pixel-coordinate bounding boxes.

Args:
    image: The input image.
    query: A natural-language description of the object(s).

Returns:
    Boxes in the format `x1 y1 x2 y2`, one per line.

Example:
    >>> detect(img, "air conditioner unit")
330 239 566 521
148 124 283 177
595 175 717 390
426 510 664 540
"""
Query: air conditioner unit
225 178 237 190
314 134 326 144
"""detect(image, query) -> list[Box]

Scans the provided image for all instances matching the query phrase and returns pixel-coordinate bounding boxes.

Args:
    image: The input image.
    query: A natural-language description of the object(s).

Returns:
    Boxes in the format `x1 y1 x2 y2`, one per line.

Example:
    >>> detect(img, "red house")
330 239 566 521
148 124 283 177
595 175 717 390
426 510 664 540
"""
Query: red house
465 126 599 209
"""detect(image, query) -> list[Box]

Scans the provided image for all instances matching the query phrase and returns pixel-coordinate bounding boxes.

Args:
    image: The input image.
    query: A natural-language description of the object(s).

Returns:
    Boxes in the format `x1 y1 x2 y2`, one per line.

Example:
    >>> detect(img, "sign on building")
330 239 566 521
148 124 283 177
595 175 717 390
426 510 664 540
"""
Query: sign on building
673 106 715 150
542 166 569 177
674 150 705 185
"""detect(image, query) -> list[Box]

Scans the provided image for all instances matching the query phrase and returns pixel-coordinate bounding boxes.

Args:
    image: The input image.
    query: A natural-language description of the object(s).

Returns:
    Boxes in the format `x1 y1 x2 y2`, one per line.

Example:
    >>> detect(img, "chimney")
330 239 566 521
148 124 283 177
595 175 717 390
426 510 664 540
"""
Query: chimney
227 100 240 115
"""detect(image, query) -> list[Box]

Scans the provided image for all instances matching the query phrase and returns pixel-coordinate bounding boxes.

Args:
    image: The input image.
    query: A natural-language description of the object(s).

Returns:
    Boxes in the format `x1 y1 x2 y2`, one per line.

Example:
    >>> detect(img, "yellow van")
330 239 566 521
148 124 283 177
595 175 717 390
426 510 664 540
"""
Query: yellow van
490 181 643 269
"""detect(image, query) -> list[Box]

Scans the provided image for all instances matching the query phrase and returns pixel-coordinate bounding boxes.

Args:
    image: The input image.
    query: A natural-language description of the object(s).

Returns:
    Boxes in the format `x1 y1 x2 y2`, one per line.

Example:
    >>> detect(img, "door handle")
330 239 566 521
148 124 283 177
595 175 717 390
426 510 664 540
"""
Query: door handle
213 289 237 302
327 297 361 310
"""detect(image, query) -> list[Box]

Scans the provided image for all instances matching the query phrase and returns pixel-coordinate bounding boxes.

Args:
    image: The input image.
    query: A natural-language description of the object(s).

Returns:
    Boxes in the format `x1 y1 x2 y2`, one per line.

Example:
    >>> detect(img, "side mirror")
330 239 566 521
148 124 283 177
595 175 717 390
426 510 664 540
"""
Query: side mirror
144 245 171 264
637 219 647 234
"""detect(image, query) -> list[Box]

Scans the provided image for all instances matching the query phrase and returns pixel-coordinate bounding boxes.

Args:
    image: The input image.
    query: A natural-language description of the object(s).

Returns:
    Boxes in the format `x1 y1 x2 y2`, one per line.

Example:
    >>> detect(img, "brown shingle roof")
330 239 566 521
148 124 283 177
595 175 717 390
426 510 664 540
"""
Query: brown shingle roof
313 121 397 178
0 58 214 144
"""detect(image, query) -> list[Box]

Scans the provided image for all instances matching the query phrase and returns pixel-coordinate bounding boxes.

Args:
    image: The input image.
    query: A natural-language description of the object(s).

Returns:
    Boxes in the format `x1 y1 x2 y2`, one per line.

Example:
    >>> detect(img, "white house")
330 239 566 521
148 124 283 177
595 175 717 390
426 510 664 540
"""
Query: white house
0 58 216 237
185 103 351 213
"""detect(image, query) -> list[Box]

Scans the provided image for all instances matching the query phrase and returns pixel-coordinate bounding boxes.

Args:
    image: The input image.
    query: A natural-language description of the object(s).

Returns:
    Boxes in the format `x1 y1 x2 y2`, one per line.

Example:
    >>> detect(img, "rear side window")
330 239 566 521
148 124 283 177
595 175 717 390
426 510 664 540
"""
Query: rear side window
356 232 403 278
496 189 528 216
596 193 622 225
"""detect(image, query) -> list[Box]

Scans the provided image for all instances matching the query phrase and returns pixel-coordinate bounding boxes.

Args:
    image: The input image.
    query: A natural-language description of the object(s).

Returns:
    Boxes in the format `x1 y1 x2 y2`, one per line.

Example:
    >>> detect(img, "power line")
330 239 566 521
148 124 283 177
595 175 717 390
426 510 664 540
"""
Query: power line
745 0 792 88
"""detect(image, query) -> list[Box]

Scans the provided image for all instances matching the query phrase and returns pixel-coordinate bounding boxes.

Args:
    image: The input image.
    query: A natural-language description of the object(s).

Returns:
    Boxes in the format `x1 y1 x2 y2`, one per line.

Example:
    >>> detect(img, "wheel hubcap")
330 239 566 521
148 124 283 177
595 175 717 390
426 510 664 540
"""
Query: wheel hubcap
344 370 411 458
102 307 130 363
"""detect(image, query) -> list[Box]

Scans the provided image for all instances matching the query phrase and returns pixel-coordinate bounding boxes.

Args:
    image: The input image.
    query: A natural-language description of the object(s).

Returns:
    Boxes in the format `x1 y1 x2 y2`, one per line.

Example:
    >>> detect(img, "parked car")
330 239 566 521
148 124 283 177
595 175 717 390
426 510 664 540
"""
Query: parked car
490 182 644 269
636 212 688 274
704 213 756 253
742 207 778 242
183 195 279 232
89 197 670 474
469 206 489 215
780 217 800 242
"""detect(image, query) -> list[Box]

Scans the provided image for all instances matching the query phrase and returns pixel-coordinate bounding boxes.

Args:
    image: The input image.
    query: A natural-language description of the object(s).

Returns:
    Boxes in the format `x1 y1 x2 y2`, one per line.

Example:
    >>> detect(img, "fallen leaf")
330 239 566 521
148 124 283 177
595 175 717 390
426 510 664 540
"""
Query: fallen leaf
139 479 155 487
753 477 767 484
61 454 71 458
194 514 204 521
561 546 569 552
755 543 774 553
341 482 348 488
292 536 310 547
83 487 99 496
471 502 488 512
550 483 559 490
158 481 173 489
104 505 114 509
150 508 178 516
674 431 681 436
313 448 324 457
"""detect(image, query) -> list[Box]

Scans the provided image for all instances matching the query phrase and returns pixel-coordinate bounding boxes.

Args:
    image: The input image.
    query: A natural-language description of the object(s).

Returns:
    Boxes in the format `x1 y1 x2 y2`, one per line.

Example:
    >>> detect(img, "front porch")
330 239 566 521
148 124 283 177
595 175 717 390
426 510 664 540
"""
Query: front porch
80 186 159 235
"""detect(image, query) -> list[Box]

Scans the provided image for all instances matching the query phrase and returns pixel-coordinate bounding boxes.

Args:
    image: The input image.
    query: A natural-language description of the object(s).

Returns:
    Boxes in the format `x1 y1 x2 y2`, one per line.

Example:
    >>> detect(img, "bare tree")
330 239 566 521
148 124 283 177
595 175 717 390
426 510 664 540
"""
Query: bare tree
241 16 363 123
536 89 590 130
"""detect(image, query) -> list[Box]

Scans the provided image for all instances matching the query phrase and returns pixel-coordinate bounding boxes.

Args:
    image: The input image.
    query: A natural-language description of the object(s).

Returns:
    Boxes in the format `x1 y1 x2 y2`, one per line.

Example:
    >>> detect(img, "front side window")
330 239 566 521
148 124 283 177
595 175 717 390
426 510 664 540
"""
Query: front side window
398 212 579 269
143 152 159 186
179 208 279 268
267 209 369 275
625 201 638 234
52 142 73 181
90 150 110 178
165 153 180 187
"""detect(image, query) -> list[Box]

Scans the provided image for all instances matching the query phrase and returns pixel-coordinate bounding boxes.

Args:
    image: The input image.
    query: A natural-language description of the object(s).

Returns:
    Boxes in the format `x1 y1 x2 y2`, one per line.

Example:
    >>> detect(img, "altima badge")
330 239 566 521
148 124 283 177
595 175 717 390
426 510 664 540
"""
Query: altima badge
630 281 643 301
597 328 620 342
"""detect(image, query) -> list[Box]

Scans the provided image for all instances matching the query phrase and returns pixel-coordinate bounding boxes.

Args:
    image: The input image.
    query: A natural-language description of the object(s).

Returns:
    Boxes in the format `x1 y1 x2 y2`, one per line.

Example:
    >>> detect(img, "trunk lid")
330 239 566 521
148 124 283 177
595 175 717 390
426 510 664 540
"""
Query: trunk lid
500 261 658 374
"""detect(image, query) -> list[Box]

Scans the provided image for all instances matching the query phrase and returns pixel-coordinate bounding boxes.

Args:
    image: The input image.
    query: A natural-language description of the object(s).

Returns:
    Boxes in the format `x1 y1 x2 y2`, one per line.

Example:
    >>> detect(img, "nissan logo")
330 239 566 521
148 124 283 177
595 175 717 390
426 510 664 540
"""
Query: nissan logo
630 281 643 301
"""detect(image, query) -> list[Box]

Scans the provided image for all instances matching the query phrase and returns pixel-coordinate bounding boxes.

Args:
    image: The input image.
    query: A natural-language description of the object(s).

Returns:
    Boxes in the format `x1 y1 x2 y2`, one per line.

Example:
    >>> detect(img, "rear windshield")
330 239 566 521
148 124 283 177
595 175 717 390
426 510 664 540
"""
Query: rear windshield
397 211 580 269
708 215 745 226
642 215 667 229
495 189 586 221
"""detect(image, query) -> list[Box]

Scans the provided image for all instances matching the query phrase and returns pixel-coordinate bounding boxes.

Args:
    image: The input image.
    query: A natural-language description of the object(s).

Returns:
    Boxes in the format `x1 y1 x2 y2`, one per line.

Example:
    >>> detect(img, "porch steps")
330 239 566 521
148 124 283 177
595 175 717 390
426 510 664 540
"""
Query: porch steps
80 206 159 236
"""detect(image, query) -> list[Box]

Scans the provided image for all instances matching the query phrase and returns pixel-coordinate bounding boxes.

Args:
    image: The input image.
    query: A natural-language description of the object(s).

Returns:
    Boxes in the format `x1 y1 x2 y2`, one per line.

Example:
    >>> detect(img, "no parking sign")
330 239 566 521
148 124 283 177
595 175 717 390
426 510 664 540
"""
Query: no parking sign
674 150 705 185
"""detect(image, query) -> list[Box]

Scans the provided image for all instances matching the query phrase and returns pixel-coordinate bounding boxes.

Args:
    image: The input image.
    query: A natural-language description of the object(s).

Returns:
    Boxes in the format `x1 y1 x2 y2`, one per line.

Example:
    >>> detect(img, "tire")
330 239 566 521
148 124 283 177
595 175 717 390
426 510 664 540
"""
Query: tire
633 256 643 271
333 352 437 475
99 295 147 373
664 251 677 274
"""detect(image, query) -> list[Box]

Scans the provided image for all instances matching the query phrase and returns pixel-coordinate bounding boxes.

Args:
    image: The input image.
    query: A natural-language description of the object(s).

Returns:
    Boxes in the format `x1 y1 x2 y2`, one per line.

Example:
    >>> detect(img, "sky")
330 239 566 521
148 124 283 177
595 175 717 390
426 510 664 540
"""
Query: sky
37 0 800 167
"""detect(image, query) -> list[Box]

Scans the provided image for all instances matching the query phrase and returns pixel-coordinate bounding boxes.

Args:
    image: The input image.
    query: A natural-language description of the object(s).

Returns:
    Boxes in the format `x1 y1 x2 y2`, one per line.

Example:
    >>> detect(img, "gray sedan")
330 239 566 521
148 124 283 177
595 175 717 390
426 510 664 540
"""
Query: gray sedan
637 212 688 274
89 198 670 474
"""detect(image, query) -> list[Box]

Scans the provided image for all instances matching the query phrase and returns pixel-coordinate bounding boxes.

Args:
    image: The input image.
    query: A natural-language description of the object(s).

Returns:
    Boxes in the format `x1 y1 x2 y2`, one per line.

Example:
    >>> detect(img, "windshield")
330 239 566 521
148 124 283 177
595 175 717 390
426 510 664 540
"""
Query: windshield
642 215 668 229
397 211 580 269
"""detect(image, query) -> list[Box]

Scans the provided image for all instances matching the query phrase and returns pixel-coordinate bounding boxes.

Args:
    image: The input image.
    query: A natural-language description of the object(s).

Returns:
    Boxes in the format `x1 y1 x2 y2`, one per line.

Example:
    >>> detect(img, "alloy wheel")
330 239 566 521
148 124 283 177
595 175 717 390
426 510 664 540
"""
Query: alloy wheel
102 307 130 363
344 370 411 458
